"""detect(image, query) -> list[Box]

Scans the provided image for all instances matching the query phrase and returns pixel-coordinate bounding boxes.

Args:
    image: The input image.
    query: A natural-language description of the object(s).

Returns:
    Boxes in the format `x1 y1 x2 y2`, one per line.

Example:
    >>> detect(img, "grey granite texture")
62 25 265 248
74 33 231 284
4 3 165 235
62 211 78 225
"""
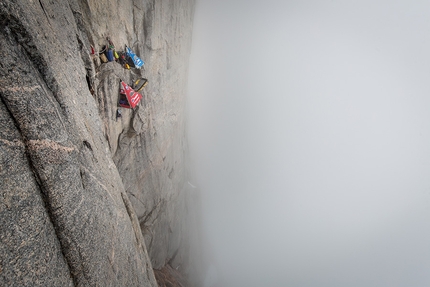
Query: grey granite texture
0 0 197 286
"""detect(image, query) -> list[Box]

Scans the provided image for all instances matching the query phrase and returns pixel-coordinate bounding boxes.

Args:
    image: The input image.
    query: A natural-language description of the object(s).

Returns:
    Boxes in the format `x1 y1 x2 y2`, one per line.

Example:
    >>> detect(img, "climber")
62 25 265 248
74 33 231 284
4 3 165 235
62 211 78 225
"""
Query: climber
116 109 122 121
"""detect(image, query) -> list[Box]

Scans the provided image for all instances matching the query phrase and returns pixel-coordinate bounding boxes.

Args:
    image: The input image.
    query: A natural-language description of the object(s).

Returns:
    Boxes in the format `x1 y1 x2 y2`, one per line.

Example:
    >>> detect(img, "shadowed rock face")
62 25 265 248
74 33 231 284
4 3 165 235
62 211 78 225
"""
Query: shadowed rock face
0 0 197 286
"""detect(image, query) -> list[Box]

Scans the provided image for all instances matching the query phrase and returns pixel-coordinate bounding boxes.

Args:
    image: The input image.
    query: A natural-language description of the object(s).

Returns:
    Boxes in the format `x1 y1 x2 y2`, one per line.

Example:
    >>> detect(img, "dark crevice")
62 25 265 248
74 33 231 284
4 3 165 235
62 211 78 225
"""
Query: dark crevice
85 74 93 95
76 33 84 50
38 0 52 27
70 2 96 99
140 199 164 227
83 140 92 151
129 192 148 209
79 168 85 184
104 133 111 152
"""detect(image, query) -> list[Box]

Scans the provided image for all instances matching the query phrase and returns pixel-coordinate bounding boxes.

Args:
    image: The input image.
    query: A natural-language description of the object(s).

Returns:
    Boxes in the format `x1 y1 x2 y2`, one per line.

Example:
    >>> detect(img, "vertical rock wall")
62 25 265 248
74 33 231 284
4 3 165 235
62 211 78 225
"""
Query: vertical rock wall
79 0 197 274
0 0 197 286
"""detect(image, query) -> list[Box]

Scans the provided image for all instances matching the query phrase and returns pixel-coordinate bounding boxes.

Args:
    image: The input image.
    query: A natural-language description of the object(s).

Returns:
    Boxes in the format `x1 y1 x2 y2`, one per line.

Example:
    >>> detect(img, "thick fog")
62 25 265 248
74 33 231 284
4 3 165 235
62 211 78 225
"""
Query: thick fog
187 1 430 286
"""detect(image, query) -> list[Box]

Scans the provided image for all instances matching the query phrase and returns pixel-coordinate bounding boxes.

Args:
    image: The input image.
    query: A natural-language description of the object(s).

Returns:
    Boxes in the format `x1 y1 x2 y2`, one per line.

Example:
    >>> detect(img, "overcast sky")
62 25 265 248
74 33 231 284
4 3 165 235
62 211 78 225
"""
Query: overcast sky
187 1 430 286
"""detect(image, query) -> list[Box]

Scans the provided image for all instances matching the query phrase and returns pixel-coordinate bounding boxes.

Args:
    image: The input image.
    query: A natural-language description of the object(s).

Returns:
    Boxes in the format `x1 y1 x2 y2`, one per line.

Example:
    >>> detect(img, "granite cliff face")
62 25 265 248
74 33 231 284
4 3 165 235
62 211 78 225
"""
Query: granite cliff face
0 0 198 286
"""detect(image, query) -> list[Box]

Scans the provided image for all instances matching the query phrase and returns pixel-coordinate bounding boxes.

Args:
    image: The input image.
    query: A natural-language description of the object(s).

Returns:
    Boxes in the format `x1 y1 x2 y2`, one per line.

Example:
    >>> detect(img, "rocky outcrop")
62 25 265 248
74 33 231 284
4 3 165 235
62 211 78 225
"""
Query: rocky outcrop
0 0 197 286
